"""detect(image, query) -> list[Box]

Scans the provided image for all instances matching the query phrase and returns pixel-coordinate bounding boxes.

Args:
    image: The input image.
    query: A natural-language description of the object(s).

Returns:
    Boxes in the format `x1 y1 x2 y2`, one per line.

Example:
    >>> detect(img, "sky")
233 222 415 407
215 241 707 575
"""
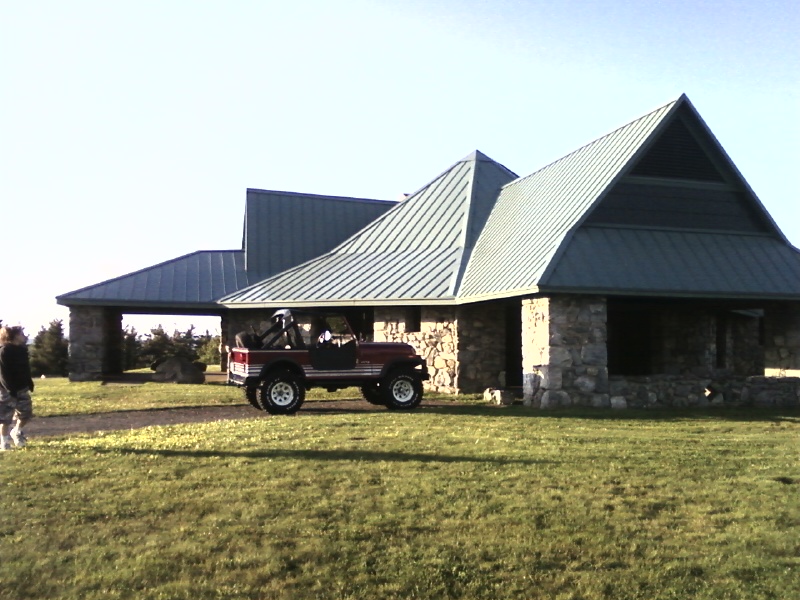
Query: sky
1 0 798 337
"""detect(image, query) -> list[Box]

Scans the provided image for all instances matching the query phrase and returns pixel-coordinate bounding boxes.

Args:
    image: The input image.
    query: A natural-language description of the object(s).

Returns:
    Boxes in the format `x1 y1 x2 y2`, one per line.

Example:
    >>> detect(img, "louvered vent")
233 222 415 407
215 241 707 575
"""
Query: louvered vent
630 117 725 182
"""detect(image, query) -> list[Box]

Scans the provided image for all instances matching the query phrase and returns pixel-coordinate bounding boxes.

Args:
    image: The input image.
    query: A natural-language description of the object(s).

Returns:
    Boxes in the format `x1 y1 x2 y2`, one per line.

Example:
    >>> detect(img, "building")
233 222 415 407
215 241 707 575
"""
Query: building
59 95 800 407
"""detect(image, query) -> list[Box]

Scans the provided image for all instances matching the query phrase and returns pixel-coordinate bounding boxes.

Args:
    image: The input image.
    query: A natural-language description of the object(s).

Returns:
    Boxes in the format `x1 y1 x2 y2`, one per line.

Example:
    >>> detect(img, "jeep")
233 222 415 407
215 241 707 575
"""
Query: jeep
227 309 429 414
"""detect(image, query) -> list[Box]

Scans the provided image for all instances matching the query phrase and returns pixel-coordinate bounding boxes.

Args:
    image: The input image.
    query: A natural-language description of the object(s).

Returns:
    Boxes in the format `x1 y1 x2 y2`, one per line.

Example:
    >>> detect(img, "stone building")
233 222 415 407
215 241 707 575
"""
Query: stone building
59 95 800 408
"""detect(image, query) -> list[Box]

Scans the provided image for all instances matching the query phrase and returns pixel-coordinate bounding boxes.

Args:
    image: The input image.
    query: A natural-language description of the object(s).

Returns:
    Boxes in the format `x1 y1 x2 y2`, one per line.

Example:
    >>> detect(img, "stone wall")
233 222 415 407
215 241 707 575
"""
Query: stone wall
373 303 508 394
606 375 799 409
455 303 507 393
68 306 122 381
374 306 458 393
656 310 716 376
764 302 800 376
522 295 608 407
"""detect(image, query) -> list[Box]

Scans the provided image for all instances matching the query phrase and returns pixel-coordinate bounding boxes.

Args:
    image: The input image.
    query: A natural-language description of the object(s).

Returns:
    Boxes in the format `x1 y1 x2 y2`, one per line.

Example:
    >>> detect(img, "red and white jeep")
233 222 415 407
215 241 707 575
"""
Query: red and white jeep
227 309 429 414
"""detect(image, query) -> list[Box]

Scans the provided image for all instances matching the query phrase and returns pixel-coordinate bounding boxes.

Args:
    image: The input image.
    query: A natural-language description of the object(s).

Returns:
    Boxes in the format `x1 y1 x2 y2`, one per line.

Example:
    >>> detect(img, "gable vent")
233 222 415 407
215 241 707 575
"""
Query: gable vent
630 117 725 182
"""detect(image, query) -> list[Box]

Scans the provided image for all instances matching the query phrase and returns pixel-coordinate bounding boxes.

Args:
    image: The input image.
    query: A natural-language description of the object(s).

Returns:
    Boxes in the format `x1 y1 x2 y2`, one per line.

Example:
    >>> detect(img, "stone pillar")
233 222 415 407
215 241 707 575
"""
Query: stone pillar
455 302 506 393
764 302 800 377
522 295 608 407
68 306 122 381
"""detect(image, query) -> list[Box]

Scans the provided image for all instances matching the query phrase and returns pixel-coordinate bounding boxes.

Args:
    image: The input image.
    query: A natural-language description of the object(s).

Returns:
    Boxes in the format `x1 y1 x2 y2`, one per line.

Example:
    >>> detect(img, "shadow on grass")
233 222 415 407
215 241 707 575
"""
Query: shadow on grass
416 403 800 423
97 446 554 465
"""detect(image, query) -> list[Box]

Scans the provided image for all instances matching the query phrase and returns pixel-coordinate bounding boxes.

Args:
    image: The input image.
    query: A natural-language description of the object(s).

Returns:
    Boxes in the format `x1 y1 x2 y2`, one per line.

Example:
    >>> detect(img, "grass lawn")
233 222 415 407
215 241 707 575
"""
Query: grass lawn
29 372 486 417
1 379 798 599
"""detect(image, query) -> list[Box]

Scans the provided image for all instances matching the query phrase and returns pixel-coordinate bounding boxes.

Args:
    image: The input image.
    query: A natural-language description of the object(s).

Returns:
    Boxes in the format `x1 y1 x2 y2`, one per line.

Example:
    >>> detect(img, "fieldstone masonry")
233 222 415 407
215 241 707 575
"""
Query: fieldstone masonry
522 295 608 407
764 302 800 376
606 374 799 409
374 304 507 394
68 306 123 381
375 307 459 393
65 297 800 409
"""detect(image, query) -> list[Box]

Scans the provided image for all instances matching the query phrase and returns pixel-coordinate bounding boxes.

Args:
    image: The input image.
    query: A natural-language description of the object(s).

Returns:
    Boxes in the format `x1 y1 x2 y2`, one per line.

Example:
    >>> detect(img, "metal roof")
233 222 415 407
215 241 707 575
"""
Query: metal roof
58 191 395 311
57 251 249 310
457 98 679 300
458 94 797 301
60 95 800 312
221 151 518 306
543 227 800 299
244 190 396 281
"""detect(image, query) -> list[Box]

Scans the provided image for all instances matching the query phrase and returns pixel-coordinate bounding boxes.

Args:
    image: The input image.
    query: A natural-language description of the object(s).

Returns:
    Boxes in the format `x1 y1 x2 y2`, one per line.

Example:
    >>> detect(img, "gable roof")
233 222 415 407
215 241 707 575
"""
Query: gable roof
221 151 518 306
223 94 800 307
458 94 800 301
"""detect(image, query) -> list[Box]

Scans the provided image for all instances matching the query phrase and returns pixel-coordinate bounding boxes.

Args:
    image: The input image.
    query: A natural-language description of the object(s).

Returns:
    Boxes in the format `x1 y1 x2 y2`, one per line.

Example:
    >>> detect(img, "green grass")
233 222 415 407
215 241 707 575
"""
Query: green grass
31 375 486 417
2 383 798 599
31 376 245 417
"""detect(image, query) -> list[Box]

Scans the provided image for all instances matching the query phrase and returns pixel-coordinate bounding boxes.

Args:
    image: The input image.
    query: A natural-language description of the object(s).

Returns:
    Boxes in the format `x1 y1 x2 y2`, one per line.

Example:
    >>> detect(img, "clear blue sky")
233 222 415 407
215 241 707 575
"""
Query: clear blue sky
2 0 798 336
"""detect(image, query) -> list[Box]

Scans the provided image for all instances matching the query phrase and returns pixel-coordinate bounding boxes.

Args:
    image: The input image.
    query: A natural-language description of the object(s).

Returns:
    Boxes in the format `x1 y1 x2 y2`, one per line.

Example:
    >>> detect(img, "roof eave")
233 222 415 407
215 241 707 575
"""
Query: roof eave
221 297 458 309
538 285 800 302
57 298 225 311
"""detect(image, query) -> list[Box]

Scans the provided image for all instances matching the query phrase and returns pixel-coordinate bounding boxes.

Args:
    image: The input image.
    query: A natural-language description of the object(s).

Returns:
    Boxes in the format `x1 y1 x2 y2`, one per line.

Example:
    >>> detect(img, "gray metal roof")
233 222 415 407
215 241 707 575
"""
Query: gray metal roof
58 191 395 311
223 95 800 307
57 251 249 310
244 190 396 281
221 151 518 306
458 94 797 301
457 98 679 300
61 95 800 312
543 227 800 299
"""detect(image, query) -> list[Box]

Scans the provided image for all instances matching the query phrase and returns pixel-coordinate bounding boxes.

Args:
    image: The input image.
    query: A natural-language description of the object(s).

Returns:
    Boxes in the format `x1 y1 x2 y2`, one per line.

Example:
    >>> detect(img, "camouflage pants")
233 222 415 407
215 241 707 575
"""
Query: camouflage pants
0 388 33 425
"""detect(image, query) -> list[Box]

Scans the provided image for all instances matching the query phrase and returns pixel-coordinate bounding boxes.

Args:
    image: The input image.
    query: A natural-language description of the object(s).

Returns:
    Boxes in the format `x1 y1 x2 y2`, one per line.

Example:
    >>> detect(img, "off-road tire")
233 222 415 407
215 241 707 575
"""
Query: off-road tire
259 371 305 415
382 370 423 410
361 383 385 406
245 386 261 410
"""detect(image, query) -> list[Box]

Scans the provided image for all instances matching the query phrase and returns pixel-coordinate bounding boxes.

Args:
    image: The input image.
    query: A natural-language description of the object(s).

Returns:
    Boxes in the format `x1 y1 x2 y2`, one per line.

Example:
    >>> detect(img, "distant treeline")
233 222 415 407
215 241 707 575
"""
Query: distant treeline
1 319 220 377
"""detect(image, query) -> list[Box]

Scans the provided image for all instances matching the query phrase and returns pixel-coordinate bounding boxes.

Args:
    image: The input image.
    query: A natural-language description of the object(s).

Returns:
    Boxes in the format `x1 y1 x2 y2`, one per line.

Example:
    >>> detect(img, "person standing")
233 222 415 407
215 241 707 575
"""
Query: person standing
0 326 34 450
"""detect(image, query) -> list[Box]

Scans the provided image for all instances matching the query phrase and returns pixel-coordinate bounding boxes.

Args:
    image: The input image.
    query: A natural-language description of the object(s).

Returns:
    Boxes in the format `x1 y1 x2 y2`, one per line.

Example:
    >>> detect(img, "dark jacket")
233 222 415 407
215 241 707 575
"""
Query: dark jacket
0 344 34 395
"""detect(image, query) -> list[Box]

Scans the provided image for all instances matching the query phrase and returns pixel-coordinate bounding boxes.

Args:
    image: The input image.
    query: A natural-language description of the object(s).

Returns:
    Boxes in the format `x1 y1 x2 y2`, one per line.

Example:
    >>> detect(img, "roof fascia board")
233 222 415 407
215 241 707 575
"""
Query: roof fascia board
56 299 225 311
222 297 457 309
538 285 800 302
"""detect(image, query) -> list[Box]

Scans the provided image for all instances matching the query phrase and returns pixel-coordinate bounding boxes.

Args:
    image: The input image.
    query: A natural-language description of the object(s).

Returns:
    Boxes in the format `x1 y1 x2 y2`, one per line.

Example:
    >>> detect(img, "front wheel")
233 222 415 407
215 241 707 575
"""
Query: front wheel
382 370 423 410
259 371 305 415
361 383 385 406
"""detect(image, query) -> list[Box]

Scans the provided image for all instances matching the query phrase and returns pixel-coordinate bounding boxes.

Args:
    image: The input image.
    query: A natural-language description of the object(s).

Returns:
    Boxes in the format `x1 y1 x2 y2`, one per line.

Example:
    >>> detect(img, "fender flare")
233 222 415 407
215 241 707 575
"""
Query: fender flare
258 359 306 383
380 358 429 380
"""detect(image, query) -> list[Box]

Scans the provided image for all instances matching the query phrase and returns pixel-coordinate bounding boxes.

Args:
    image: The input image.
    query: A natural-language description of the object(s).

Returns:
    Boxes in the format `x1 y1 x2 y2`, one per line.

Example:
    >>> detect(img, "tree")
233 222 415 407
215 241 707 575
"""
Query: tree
138 325 200 368
197 333 222 366
29 320 69 376
121 326 142 370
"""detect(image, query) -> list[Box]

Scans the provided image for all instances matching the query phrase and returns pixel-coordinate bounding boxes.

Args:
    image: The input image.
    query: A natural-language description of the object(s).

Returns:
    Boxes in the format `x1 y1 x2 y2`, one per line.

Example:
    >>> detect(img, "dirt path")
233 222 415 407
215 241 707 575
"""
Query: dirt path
25 400 461 438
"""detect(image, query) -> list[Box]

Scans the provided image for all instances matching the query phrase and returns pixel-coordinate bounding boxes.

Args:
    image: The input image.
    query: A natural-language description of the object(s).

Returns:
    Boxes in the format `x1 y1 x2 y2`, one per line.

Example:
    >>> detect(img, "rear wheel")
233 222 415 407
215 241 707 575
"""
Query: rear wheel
361 383 384 406
259 371 305 415
245 386 261 410
382 370 423 410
